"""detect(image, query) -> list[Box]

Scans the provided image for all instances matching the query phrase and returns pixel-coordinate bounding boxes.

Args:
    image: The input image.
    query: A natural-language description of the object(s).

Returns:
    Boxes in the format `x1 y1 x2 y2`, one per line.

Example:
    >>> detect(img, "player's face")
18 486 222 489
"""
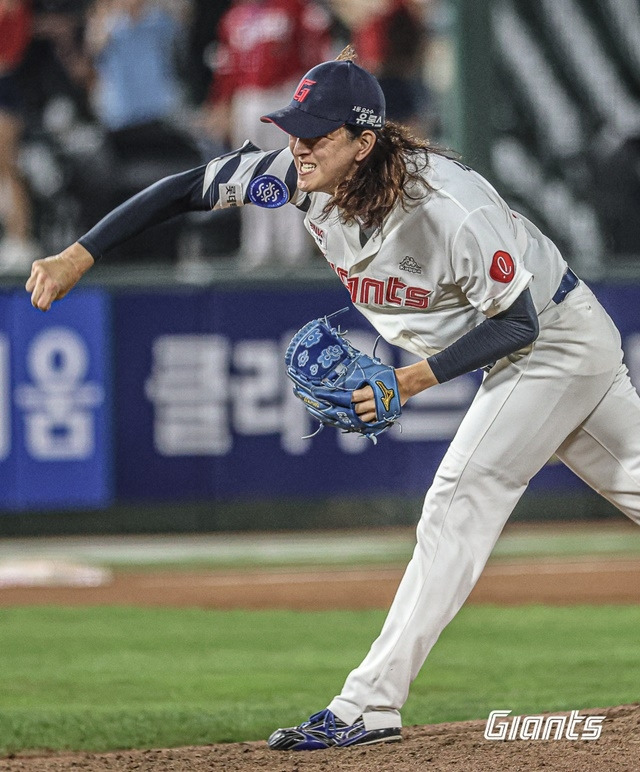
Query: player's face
289 127 376 194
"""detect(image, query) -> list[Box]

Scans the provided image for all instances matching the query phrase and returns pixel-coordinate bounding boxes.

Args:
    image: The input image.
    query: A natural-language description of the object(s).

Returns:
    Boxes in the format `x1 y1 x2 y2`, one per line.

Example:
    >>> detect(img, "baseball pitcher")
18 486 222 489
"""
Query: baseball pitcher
25 48 640 752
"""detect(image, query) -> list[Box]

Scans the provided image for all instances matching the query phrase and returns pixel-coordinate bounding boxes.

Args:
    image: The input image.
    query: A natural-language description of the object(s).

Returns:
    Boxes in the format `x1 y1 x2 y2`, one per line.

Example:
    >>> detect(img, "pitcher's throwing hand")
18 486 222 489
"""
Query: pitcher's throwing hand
26 245 95 311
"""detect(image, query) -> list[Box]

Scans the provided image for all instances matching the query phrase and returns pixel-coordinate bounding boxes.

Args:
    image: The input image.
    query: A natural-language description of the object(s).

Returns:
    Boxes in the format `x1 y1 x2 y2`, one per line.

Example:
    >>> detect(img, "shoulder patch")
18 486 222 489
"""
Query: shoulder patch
248 175 289 208
490 251 516 283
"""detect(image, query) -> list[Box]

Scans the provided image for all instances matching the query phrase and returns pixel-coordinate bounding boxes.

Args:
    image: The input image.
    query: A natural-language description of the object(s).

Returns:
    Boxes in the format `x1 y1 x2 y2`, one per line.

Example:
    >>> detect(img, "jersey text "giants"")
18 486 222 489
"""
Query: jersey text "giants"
329 263 431 309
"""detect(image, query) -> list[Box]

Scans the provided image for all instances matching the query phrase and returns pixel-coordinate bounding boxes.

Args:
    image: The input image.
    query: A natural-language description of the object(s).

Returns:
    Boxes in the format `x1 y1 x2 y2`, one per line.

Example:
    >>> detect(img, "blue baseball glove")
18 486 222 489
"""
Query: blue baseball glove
285 311 402 443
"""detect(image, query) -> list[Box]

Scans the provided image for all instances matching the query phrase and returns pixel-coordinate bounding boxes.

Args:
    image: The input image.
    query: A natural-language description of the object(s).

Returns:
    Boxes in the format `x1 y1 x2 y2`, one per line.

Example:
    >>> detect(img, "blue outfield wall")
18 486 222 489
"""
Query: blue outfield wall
0 282 639 512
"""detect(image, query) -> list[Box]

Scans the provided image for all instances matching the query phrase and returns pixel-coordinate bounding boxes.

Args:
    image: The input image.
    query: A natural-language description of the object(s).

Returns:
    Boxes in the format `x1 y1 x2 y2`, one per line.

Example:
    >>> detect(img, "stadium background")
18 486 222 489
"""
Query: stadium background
1 0 639 533
0 1 639 769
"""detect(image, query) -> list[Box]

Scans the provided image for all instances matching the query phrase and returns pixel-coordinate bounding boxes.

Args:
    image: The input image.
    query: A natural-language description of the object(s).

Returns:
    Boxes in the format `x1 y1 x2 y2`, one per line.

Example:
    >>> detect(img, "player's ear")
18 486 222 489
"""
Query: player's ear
354 130 377 162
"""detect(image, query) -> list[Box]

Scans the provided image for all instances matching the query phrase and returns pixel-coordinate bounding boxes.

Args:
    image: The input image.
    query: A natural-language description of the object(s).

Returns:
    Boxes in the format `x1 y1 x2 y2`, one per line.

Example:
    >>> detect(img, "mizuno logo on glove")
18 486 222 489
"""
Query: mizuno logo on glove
376 380 395 412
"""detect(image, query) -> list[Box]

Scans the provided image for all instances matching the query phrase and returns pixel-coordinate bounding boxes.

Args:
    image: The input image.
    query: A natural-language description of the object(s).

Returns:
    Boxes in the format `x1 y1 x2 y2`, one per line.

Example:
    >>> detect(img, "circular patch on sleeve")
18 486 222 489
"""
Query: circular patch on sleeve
490 251 516 283
248 175 290 208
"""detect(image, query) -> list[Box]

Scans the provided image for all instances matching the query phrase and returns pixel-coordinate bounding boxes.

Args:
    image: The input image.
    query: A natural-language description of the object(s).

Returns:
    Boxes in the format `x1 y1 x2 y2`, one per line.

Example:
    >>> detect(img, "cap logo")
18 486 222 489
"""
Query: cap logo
293 78 316 103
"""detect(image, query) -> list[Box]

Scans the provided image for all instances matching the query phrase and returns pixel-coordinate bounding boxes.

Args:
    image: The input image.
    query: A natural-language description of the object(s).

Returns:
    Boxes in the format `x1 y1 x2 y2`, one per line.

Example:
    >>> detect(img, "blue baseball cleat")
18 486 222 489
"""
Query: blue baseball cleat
267 709 402 751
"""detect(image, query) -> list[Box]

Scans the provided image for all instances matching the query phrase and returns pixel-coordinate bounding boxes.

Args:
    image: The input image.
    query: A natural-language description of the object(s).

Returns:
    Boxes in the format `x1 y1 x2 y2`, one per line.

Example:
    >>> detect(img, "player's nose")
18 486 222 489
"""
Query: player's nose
289 136 308 156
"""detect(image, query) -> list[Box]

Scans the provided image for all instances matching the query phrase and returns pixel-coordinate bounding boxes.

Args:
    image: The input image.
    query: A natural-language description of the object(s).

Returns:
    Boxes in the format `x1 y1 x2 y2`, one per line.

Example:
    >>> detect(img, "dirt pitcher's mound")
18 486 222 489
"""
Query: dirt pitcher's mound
1 704 638 771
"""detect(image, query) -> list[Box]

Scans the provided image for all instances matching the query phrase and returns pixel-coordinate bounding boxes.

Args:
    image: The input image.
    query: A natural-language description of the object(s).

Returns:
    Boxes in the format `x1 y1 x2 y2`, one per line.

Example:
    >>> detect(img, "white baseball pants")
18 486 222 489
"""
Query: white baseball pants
328 281 640 730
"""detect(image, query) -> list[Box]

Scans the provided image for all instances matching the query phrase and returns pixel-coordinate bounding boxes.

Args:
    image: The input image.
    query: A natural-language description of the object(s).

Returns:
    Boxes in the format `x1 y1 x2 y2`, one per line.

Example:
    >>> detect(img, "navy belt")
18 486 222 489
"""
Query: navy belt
552 268 579 304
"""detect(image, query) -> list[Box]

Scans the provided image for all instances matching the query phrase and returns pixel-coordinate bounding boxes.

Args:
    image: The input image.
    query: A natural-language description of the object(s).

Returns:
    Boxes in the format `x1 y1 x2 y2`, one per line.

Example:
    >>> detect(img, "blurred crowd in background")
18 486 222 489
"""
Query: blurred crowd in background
0 0 443 272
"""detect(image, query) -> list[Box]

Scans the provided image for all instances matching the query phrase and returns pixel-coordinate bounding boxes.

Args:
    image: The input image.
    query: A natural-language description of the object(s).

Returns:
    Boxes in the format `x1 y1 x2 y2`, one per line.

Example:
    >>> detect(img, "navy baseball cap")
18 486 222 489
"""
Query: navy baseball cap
261 60 386 139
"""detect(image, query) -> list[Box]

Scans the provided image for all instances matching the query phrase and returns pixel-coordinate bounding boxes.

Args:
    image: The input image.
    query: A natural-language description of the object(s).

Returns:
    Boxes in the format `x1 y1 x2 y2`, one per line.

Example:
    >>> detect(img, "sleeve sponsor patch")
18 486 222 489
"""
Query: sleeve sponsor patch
248 175 289 208
490 250 516 283
218 183 243 208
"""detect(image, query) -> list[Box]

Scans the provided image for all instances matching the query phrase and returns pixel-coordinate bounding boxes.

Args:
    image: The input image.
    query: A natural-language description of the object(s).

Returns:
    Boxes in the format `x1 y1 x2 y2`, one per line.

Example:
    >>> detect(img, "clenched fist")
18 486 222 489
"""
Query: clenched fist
26 243 95 311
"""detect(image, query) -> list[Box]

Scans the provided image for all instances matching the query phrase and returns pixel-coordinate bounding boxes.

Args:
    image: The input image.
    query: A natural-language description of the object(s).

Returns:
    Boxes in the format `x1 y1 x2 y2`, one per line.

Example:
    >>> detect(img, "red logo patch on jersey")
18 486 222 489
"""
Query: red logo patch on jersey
490 251 516 283
293 78 316 103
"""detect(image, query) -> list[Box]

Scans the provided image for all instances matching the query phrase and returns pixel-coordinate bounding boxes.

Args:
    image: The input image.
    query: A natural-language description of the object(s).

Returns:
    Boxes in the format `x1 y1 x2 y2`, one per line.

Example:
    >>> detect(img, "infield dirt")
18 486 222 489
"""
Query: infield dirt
0 704 638 771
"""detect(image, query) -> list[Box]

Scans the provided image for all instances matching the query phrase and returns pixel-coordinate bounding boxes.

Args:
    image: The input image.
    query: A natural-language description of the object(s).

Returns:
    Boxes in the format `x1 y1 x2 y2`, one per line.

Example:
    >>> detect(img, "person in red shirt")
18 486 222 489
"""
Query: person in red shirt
207 0 332 268
0 0 41 272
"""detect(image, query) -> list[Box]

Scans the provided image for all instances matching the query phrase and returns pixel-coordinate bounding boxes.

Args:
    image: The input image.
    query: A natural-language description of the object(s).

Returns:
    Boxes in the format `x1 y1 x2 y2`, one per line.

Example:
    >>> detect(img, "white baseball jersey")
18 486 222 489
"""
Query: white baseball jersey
203 145 567 356
203 141 640 733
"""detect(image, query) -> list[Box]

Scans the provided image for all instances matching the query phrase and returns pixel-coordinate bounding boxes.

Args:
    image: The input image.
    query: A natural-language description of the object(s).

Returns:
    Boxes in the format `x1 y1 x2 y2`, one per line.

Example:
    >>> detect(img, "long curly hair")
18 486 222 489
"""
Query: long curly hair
324 122 442 231
322 45 443 231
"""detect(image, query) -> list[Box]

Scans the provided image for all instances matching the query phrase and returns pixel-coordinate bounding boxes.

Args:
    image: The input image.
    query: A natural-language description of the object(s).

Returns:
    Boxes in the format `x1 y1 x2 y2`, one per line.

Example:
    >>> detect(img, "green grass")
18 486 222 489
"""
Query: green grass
491 526 640 560
0 605 638 753
4 524 640 574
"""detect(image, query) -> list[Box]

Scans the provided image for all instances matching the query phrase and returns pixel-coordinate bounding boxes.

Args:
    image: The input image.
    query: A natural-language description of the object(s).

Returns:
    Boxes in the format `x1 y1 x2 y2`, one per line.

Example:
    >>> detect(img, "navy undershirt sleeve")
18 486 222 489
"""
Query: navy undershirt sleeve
78 165 209 259
427 289 539 383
